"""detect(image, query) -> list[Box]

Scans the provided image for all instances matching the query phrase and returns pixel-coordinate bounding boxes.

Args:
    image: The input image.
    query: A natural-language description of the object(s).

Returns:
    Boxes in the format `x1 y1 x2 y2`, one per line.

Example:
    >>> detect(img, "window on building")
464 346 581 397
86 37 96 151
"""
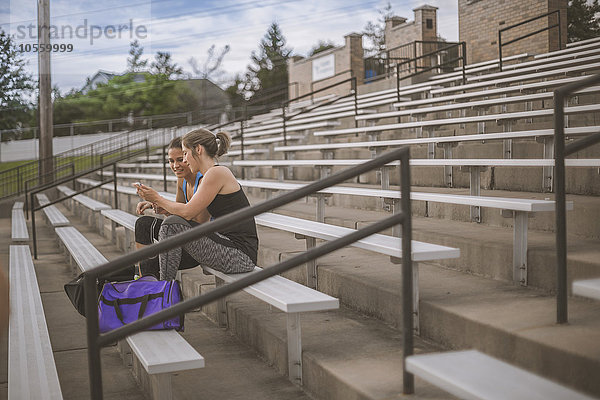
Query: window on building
426 19 433 29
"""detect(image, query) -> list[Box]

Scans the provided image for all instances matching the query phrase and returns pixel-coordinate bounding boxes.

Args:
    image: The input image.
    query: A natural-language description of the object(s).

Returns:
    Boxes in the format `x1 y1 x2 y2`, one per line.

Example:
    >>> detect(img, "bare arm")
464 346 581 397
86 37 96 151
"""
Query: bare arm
137 167 233 221
175 177 185 204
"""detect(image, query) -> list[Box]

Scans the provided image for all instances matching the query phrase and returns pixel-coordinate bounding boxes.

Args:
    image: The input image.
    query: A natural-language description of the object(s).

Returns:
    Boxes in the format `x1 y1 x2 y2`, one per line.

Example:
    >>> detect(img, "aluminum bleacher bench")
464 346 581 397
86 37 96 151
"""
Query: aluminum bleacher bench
430 61 600 95
357 87 600 122
242 120 341 139
565 37 600 48
393 75 599 109
203 264 339 384
406 350 595 400
11 202 29 242
573 278 600 301
9 244 63 399
230 134 303 147
236 178 573 287
274 126 600 155
538 38 600 57
54 226 203 400
36 193 70 227
57 185 111 233
312 104 600 138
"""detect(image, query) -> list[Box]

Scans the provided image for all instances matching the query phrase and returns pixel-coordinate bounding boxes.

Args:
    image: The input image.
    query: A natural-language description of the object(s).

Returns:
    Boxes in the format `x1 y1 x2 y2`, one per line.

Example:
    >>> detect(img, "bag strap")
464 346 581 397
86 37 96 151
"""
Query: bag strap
100 292 163 326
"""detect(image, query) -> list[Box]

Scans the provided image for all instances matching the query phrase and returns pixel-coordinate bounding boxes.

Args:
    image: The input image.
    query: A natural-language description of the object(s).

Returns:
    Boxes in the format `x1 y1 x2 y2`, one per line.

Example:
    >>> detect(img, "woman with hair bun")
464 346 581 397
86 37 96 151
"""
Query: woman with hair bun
133 136 205 278
135 128 258 280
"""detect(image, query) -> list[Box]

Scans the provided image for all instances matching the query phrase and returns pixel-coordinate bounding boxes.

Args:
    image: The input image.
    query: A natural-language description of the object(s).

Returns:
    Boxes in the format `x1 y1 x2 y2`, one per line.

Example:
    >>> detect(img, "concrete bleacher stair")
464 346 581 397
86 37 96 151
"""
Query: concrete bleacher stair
14 37 600 400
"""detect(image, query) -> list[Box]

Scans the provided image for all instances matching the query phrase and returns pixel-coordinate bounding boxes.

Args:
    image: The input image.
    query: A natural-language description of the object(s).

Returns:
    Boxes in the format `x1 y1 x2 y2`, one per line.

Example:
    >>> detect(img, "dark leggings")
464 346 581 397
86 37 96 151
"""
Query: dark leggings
134 215 198 278
158 215 256 280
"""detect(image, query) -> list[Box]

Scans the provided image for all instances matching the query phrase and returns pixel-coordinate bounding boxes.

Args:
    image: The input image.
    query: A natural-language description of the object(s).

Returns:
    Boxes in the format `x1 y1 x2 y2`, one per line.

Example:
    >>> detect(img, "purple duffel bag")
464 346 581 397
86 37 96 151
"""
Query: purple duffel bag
98 276 184 333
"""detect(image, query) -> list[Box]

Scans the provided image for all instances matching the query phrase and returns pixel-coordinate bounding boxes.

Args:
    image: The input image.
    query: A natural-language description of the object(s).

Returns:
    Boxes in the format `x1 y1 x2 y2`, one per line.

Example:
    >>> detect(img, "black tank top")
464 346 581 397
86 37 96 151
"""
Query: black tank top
206 186 258 264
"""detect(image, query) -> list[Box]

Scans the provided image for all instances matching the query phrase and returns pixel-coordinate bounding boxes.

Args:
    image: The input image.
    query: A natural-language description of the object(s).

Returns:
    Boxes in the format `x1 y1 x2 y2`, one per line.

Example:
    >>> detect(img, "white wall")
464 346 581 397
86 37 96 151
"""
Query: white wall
0 132 124 162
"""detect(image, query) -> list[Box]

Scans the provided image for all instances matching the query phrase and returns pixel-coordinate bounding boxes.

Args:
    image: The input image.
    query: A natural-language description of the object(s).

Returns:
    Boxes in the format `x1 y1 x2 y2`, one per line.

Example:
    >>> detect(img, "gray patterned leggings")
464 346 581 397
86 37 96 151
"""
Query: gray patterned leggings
158 215 256 280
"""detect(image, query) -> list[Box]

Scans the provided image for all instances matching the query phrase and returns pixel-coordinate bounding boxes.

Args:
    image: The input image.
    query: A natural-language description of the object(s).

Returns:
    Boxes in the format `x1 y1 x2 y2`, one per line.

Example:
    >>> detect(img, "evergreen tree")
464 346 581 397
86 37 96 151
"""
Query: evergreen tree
244 22 292 106
127 40 148 72
308 40 337 57
0 28 36 134
362 2 394 56
151 51 183 79
568 0 600 42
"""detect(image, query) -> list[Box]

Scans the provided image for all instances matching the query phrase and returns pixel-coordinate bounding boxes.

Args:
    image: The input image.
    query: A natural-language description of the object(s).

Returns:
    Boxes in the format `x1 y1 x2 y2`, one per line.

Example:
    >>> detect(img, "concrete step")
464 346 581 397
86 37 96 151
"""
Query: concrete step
180 269 457 400
252 227 600 398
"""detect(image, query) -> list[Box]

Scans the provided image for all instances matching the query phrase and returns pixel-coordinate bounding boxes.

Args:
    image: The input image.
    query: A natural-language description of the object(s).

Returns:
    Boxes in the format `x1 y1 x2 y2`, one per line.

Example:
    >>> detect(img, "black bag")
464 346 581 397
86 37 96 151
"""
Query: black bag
64 266 136 317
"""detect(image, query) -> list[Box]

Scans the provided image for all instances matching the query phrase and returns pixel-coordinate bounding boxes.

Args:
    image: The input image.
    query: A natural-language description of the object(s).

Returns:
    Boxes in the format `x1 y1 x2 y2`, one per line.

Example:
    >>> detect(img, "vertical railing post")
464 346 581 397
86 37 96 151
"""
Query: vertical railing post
145 139 150 162
400 148 414 394
31 194 37 259
25 181 30 219
396 64 401 102
461 42 467 85
282 104 288 147
498 30 503 72
162 145 168 192
352 77 358 128
557 10 562 50
554 88 567 324
85 273 103 400
113 163 119 210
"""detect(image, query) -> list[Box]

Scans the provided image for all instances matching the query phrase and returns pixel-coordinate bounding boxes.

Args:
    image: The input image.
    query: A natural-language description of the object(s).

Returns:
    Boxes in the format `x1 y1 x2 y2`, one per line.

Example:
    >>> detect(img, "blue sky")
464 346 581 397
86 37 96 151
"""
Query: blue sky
0 0 459 92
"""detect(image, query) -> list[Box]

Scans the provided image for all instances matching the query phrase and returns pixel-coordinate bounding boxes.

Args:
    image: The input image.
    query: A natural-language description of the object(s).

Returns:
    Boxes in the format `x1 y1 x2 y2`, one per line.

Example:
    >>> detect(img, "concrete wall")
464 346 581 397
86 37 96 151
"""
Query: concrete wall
459 0 567 64
288 33 363 100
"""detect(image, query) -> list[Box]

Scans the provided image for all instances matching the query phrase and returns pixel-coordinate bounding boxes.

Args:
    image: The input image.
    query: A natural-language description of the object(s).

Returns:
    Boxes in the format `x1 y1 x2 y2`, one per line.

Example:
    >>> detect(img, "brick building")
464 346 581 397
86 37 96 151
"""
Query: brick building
384 5 439 51
459 0 567 64
287 33 363 100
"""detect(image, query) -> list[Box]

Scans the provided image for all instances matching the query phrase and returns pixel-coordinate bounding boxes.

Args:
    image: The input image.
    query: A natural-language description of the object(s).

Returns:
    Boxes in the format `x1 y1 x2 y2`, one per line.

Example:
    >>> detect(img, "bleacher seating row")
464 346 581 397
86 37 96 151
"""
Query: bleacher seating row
7 36 600 400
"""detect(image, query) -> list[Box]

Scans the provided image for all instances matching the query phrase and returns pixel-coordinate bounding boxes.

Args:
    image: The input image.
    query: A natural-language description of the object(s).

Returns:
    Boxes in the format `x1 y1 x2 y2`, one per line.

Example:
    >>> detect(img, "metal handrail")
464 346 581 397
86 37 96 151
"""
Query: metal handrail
499 9 562 71
396 41 467 101
30 142 150 258
83 146 414 399
554 73 600 324
24 162 75 216
0 117 176 200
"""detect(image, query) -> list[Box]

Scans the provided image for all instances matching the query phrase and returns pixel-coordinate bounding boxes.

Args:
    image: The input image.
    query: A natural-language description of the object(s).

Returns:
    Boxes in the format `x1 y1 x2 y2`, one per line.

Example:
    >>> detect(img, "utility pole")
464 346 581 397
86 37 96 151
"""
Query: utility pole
38 0 53 184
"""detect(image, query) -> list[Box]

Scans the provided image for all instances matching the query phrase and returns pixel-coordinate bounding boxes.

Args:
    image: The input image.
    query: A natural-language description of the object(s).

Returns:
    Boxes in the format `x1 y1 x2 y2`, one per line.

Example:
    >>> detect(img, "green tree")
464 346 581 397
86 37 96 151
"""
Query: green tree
362 2 394 56
243 22 292 106
308 40 336 57
127 40 148 72
568 0 600 42
151 51 183 79
0 28 36 135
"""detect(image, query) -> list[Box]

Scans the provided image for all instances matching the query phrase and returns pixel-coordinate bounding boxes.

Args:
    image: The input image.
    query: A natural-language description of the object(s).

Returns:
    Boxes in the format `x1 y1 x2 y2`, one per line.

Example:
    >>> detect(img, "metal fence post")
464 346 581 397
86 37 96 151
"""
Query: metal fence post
554 88 567 324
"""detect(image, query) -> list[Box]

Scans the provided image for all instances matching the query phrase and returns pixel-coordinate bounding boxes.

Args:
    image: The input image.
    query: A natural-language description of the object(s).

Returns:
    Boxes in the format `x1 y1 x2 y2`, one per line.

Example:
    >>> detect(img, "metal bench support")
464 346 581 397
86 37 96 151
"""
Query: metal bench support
287 313 302 385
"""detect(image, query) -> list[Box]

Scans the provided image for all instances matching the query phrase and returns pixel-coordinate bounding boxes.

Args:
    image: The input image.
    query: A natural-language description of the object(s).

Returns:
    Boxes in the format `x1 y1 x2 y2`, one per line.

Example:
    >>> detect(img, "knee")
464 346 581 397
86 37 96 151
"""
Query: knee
135 216 155 244
158 215 191 240
162 215 191 227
